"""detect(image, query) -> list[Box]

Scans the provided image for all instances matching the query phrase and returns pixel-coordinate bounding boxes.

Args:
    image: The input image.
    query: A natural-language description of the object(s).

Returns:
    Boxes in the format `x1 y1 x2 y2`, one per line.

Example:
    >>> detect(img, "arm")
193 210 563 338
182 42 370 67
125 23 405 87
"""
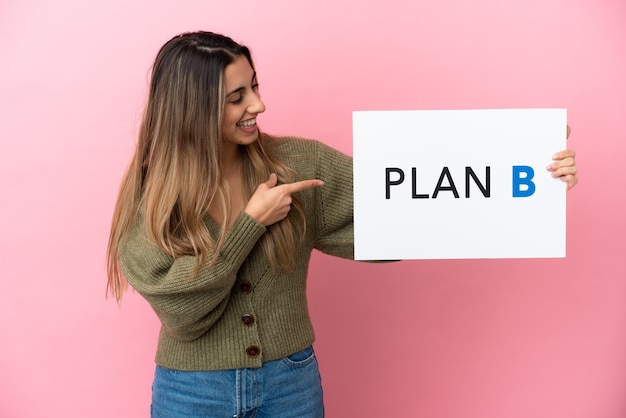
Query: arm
312 141 355 259
119 211 266 341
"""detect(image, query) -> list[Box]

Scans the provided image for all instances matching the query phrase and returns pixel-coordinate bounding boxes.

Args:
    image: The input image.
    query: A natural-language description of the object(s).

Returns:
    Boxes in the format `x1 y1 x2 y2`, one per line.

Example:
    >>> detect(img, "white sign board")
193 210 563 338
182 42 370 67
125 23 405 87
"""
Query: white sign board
353 108 567 260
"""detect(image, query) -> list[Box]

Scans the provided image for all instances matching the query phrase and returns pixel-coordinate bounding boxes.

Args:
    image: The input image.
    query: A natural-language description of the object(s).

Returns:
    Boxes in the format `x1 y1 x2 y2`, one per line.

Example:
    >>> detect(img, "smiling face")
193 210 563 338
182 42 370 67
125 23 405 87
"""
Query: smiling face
221 55 266 150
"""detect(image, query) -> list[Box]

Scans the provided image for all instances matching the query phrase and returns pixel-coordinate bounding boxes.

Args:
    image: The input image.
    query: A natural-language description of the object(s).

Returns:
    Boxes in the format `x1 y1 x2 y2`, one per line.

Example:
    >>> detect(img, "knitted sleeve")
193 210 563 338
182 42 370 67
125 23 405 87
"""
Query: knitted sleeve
119 211 266 341
313 141 355 259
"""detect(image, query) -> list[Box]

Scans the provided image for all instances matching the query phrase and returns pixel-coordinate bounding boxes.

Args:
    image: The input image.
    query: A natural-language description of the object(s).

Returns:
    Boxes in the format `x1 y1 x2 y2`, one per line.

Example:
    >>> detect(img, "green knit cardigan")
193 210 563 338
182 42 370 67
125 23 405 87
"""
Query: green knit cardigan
119 137 354 371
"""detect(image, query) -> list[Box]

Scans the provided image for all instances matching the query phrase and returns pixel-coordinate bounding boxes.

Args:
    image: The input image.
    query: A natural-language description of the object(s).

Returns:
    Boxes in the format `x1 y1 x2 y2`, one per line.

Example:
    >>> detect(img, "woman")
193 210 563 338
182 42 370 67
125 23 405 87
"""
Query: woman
106 31 578 418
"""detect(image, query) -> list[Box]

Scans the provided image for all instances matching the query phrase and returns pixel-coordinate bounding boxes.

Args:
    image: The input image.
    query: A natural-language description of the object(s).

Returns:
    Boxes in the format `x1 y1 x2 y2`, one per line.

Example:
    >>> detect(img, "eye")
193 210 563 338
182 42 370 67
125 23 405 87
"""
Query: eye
252 83 260 91
230 96 243 105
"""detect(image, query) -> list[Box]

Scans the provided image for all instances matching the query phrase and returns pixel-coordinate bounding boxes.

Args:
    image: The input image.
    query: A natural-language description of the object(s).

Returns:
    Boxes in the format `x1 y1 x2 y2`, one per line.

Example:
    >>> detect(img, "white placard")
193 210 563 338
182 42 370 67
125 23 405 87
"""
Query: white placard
353 108 567 260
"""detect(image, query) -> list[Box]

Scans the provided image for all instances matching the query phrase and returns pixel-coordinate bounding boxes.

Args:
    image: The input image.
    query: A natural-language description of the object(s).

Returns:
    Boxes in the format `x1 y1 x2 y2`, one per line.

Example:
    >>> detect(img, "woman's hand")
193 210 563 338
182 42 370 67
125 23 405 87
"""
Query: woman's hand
546 125 578 191
245 173 324 226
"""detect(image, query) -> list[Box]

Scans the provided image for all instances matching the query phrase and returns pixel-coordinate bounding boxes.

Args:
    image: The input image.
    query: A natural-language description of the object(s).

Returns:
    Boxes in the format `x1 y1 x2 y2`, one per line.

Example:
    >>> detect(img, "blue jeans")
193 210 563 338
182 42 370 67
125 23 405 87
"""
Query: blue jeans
150 346 324 418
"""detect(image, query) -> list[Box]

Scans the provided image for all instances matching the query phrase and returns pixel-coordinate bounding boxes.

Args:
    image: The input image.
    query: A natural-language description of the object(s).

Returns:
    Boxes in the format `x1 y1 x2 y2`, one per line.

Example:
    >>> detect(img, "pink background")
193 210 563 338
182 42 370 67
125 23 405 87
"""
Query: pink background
1 1 625 417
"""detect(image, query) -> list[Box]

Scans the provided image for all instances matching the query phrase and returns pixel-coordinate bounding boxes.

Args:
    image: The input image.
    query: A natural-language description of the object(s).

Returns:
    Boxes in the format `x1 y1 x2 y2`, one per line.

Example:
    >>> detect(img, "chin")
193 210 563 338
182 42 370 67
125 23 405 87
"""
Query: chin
239 132 259 145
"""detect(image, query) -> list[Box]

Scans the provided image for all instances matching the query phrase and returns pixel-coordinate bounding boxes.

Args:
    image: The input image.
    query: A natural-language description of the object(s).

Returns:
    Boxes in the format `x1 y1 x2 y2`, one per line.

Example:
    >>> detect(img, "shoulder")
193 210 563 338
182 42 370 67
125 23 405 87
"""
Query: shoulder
262 134 321 153
261 134 351 162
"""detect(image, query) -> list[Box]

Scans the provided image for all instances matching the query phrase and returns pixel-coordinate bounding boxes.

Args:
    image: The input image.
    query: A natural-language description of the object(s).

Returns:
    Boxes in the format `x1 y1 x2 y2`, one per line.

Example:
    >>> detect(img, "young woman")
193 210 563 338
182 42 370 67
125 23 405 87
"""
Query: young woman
106 31 578 418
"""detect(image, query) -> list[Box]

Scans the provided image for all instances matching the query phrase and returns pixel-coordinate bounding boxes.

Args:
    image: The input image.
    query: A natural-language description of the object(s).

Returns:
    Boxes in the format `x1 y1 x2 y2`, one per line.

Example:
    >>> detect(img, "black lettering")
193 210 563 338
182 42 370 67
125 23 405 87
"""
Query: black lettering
411 168 430 199
432 167 459 198
465 166 490 198
385 168 404 199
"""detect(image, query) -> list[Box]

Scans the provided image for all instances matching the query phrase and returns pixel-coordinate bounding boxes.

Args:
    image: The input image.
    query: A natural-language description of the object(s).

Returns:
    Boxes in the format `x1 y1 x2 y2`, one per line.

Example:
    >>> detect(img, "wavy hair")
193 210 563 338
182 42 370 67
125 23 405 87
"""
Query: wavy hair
106 31 304 301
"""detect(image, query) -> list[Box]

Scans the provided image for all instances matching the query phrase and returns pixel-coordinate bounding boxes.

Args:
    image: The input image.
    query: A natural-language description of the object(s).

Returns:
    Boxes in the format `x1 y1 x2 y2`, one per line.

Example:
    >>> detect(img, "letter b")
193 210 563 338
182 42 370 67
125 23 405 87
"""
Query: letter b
512 166 536 197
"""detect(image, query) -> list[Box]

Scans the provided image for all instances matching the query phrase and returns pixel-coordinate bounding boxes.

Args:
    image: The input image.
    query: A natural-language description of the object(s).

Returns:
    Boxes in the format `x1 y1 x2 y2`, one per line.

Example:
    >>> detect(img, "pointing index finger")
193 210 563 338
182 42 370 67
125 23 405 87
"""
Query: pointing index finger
282 179 324 194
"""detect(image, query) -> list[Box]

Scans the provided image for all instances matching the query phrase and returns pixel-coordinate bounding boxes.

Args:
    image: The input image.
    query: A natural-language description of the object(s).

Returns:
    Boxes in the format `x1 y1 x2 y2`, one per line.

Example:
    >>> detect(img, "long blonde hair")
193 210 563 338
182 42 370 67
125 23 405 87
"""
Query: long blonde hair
106 31 304 301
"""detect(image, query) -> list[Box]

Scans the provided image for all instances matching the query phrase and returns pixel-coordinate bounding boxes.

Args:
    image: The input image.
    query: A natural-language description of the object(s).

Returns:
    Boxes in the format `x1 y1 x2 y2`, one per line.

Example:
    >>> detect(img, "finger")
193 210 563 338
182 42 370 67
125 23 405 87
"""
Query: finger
551 149 576 161
281 179 324 194
558 174 579 191
551 165 578 179
547 159 573 172
565 175 579 191
547 156 576 172
264 173 278 188
566 124 571 139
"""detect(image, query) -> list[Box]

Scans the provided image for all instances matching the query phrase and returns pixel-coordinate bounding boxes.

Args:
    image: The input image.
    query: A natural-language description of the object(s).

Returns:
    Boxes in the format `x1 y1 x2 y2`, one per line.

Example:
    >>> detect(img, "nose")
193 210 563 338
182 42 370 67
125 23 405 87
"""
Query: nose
248 93 266 115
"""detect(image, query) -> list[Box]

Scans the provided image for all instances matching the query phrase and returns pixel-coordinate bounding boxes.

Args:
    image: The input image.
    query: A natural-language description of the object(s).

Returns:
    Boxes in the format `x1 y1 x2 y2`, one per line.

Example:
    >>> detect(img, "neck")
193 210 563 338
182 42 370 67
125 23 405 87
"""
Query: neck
211 142 245 226
222 142 243 175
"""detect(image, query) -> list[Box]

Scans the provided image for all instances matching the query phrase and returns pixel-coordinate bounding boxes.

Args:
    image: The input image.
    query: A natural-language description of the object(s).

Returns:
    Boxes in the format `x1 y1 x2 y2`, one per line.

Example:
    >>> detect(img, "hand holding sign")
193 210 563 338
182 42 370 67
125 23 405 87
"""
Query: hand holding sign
547 125 578 191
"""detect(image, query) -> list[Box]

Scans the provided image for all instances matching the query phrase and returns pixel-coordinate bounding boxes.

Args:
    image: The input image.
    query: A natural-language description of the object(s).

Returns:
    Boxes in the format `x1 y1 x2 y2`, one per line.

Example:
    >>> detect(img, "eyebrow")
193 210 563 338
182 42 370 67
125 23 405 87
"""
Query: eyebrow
226 71 257 97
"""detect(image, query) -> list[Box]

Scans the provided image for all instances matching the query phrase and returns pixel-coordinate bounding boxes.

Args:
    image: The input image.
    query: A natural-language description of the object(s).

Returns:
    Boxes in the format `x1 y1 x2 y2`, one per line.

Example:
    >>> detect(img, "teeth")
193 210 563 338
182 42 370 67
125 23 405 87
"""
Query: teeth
238 119 256 128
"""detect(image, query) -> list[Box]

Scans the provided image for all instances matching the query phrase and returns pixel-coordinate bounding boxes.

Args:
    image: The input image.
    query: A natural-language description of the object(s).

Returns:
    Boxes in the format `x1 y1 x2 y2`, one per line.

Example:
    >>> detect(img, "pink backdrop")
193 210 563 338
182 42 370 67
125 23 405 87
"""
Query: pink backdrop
1 1 625 417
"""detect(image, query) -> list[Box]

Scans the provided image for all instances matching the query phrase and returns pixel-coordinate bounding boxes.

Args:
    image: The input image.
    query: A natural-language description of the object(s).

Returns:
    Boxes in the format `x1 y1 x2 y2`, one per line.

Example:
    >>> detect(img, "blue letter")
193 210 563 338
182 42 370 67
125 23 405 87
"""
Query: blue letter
512 166 536 197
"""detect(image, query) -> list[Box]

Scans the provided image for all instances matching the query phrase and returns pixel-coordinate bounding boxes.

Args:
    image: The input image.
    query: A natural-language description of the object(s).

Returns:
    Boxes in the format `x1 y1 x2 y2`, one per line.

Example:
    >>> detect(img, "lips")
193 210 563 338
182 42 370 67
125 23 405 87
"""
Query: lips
237 118 256 128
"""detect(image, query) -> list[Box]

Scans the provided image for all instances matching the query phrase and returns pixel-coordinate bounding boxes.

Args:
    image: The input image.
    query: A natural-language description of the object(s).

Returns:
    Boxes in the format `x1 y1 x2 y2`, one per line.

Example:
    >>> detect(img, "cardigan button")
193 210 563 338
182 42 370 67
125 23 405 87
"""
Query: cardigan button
239 282 252 294
246 345 260 358
241 313 255 326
